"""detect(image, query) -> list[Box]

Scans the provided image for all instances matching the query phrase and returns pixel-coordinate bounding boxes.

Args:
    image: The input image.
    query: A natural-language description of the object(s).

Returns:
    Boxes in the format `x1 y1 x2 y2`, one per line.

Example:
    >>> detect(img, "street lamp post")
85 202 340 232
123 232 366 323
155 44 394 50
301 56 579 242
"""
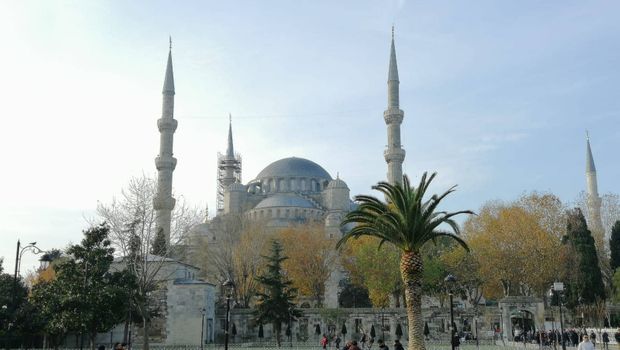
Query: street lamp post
499 306 505 346
288 306 293 347
223 279 235 350
200 307 206 350
12 241 43 311
548 297 557 350
445 274 457 350
521 310 526 348
381 307 386 340
550 282 566 350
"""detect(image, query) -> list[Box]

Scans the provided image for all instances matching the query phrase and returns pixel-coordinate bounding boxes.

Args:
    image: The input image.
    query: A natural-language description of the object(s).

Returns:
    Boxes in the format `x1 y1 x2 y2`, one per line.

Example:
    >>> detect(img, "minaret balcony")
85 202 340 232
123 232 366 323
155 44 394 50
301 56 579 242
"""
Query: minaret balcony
155 156 177 170
153 195 176 211
383 109 404 124
384 148 406 162
157 118 178 132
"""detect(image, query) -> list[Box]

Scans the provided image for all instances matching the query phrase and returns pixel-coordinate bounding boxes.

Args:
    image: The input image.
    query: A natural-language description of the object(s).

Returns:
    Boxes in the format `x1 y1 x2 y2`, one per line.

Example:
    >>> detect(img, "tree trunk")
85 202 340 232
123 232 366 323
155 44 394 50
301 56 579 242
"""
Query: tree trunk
274 322 281 347
123 319 129 343
400 251 425 350
90 332 97 350
143 316 150 350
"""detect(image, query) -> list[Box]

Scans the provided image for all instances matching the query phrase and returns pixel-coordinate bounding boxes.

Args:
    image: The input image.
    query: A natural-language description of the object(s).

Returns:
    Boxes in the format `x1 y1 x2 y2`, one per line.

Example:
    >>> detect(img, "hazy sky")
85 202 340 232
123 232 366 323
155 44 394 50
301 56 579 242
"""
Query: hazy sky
1 1 618 275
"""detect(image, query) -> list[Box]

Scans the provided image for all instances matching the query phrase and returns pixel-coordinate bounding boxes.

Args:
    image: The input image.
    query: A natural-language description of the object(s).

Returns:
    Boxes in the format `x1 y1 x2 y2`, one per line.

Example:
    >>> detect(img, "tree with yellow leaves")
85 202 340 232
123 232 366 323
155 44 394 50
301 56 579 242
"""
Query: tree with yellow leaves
463 193 564 298
340 236 402 307
276 223 336 307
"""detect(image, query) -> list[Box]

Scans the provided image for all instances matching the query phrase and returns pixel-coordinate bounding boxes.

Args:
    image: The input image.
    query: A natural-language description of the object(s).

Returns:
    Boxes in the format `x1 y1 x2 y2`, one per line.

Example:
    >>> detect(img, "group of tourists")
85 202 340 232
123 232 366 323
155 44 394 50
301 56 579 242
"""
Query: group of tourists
527 328 620 349
320 333 404 350
96 342 129 350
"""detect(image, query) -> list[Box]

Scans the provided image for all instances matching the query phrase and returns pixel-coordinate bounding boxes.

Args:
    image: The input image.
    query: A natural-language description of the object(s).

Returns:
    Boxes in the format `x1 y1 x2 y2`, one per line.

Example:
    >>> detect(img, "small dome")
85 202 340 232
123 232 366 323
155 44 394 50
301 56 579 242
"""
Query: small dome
255 193 316 209
327 178 348 189
228 182 245 192
255 157 332 181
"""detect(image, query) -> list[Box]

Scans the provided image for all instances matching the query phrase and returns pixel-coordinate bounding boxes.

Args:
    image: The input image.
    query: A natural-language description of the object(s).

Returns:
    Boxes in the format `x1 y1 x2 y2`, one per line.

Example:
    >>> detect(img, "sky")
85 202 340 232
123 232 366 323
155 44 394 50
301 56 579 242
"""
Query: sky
0 1 618 275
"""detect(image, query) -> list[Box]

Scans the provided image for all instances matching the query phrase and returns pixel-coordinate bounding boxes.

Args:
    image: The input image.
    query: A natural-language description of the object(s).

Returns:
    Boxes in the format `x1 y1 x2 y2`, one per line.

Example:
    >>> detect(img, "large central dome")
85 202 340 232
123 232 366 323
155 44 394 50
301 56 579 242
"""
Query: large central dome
255 157 332 181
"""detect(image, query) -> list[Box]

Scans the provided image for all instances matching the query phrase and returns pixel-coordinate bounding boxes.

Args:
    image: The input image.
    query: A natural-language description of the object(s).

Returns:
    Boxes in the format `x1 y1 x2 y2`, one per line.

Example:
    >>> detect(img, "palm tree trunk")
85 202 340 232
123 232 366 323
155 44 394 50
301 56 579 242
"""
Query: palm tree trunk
400 251 425 350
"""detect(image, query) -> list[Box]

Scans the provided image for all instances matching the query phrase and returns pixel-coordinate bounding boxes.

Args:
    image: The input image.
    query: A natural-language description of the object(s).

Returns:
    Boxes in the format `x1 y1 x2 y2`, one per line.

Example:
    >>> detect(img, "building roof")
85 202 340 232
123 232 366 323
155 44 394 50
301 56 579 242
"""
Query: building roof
327 177 348 189
254 193 317 209
254 157 332 181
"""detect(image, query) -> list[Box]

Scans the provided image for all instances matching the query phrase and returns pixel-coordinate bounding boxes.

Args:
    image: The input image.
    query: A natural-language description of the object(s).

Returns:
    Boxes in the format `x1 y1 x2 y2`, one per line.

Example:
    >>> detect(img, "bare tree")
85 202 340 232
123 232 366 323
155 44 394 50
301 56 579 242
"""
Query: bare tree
189 214 271 307
96 174 203 350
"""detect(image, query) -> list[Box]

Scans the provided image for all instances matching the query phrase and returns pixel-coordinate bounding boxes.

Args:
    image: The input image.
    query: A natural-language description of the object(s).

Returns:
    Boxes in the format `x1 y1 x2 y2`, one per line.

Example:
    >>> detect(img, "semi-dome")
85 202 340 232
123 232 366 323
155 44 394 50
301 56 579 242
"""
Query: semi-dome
255 193 316 209
255 157 332 181
327 178 348 189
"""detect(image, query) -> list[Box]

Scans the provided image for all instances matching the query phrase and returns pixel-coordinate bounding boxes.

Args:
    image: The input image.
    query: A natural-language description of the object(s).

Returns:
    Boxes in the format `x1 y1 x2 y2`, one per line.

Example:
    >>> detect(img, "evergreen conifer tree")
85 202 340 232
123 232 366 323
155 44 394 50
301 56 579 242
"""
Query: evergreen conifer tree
563 208 606 307
254 240 301 347
610 221 620 272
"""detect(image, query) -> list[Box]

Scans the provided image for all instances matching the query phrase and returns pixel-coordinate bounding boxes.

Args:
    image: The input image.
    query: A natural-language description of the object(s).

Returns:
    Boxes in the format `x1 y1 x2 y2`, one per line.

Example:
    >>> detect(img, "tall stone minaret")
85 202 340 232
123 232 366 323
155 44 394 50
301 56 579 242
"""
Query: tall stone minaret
384 27 406 185
585 132 603 235
153 40 177 242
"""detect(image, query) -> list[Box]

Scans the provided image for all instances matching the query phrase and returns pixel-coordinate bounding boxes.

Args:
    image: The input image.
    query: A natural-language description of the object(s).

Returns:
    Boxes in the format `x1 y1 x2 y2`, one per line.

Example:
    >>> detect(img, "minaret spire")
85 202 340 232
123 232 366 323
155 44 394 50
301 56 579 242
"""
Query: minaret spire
585 132 603 235
154 41 178 245
226 113 235 159
384 26 406 185
163 43 175 94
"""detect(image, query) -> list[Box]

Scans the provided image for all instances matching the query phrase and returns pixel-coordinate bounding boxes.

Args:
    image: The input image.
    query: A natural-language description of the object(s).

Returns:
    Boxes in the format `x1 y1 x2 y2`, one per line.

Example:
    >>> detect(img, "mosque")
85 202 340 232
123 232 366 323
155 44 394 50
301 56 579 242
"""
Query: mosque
151 29 407 308
134 26 612 345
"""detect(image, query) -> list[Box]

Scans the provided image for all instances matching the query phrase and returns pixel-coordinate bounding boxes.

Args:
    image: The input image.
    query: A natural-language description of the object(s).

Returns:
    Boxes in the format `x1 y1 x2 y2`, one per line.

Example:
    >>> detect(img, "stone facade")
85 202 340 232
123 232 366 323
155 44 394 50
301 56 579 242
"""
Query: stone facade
166 279 216 345
216 306 500 344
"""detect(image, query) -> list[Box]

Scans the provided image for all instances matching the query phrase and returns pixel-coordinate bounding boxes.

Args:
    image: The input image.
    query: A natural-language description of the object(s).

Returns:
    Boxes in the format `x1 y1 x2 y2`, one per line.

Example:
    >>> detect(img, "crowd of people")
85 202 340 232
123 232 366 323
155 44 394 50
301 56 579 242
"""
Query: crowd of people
522 328 620 348
320 333 405 350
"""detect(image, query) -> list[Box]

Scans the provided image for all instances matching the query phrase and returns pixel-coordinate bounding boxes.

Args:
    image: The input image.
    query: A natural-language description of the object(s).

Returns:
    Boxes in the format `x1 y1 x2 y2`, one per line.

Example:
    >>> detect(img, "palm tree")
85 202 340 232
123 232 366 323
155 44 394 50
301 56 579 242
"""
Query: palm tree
337 173 472 350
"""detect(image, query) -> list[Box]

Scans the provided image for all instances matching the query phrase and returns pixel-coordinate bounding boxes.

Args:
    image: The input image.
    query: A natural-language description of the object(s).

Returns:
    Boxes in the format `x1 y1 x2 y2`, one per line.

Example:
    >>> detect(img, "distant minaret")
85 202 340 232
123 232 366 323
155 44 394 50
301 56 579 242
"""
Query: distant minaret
384 26 406 185
216 115 242 215
585 132 604 234
153 39 177 242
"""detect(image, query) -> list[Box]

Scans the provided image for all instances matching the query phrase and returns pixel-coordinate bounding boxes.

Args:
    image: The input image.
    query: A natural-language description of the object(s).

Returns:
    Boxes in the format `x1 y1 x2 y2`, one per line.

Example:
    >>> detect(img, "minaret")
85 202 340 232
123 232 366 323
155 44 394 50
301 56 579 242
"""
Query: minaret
384 26 406 185
216 115 242 214
585 132 604 234
153 39 177 243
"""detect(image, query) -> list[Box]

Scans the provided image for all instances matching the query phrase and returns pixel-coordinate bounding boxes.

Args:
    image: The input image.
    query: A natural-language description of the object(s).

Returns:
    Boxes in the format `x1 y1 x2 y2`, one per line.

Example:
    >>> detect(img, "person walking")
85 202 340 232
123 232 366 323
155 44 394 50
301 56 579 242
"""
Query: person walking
321 335 329 350
393 340 404 350
452 332 461 350
578 335 595 350
378 339 389 350
602 331 609 350
591 332 597 348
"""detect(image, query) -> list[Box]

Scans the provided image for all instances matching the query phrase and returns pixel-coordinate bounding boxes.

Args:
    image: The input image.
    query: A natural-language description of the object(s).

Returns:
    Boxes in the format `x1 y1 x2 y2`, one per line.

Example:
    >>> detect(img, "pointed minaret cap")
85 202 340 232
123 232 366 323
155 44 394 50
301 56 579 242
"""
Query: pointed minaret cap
163 37 175 94
388 26 399 82
226 114 235 159
586 130 596 173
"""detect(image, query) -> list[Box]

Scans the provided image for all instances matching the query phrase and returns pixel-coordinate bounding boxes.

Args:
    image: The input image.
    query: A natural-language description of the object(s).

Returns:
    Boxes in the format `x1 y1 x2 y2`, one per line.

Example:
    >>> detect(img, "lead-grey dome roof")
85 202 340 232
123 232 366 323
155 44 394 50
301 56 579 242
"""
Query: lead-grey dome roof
255 157 332 181
254 193 316 209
